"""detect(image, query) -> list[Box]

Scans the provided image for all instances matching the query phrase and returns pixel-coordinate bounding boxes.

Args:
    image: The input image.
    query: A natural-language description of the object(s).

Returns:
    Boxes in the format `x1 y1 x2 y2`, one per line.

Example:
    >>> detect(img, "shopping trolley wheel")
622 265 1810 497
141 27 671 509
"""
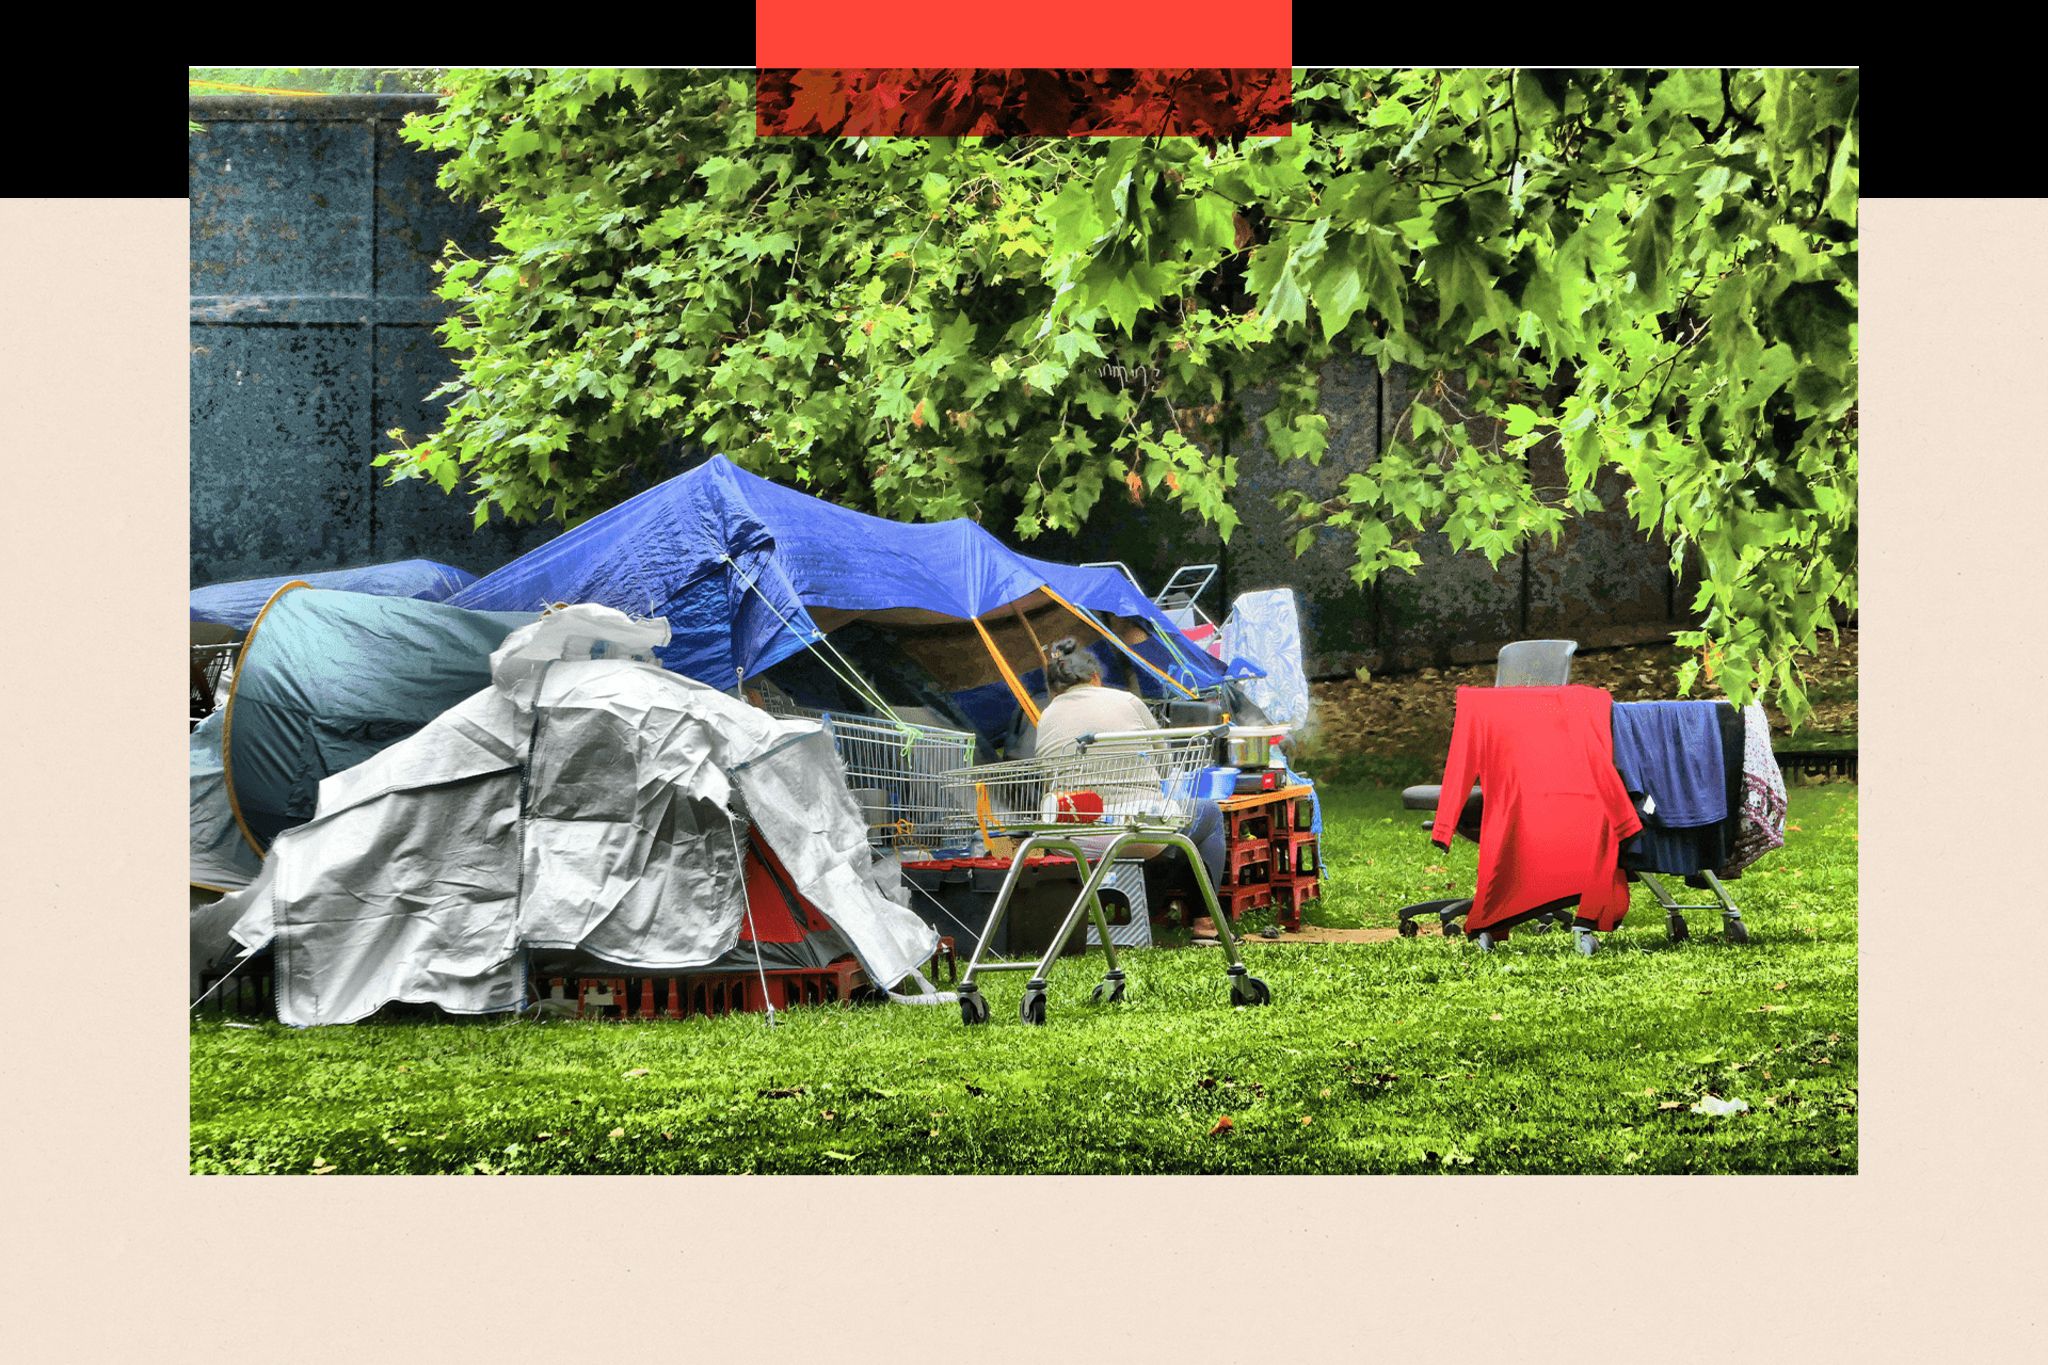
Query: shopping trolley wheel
1020 988 1048 1027
1230 974 1272 1008
1090 975 1127 1006
1724 918 1752 946
1667 914 1690 944
959 991 991 1026
1397 918 1419 939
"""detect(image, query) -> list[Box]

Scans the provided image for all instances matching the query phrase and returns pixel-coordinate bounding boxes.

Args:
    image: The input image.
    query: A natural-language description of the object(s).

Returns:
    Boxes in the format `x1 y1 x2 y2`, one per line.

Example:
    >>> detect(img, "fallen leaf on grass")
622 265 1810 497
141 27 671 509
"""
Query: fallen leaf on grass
1691 1096 1751 1117
1209 1116 1235 1137
623 1068 650 1078
823 1150 857 1162
1658 1101 1685 1111
311 1163 337 1175
608 1127 625 1140
1489 1013 1504 1022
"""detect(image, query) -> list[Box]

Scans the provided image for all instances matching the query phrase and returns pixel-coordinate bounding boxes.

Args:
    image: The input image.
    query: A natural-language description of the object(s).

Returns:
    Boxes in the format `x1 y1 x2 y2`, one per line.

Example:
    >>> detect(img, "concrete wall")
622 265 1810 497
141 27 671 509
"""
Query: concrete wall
189 93 1695 673
189 94 549 585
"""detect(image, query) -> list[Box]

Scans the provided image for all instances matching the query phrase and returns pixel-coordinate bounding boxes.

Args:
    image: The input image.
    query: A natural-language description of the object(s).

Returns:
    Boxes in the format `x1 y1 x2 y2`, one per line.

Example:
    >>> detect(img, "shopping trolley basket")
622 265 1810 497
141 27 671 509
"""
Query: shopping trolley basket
940 724 1273 1025
765 702 981 857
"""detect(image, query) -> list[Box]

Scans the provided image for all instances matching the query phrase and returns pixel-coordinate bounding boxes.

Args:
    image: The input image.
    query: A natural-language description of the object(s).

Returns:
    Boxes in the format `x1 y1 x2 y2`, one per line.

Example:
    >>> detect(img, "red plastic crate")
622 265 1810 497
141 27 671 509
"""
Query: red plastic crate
1226 838 1275 876
548 959 869 1020
1223 806 1273 844
1218 883 1275 919
1273 878 1321 921
1273 831 1320 878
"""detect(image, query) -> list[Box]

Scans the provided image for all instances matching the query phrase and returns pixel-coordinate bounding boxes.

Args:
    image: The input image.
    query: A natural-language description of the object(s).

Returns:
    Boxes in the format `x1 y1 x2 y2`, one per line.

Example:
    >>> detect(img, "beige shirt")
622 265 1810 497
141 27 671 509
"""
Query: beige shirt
1033 683 1158 759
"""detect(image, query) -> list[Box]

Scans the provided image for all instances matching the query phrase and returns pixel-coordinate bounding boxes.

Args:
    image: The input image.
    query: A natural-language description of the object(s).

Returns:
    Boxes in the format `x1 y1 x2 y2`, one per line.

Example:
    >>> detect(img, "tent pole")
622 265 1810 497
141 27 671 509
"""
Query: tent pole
1038 584 1200 700
725 820 778 1029
1008 599 1048 665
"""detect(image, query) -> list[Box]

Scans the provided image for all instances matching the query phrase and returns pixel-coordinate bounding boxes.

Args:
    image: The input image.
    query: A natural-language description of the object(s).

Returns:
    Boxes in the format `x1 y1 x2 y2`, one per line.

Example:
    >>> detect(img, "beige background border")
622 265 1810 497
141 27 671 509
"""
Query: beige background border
0 195 2038 1359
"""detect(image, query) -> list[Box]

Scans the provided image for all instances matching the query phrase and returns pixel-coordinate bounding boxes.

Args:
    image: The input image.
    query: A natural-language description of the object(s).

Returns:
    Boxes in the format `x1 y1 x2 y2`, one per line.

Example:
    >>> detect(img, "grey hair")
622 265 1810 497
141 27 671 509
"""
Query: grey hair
1042 636 1102 694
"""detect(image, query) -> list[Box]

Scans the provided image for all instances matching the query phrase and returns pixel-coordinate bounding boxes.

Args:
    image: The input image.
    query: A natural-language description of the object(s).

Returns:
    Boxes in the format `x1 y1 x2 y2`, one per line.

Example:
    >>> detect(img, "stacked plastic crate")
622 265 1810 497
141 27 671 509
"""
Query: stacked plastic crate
1217 790 1322 929
1268 791 1321 929
1218 800 1279 920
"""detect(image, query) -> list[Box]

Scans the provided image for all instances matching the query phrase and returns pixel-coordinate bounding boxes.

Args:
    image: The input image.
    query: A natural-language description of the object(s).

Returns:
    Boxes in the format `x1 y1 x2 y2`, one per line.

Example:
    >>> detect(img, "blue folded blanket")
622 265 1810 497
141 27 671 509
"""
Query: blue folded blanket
1611 701 1728 829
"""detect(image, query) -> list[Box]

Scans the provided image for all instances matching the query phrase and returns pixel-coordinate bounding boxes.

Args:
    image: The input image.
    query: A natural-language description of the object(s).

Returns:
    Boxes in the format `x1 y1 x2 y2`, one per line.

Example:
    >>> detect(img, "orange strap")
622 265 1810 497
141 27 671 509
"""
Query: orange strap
218 579 312 858
1037 584 1199 699
970 615 1041 724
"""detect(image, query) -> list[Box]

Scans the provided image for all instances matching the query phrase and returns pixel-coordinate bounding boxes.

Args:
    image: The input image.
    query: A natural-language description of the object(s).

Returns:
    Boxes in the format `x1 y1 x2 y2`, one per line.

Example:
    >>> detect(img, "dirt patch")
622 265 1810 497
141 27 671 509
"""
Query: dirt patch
1301 629 1857 769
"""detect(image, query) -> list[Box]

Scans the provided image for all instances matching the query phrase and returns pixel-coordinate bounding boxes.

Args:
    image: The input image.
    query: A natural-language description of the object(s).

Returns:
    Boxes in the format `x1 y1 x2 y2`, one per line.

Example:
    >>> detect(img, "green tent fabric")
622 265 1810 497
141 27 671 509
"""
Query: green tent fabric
219 585 534 850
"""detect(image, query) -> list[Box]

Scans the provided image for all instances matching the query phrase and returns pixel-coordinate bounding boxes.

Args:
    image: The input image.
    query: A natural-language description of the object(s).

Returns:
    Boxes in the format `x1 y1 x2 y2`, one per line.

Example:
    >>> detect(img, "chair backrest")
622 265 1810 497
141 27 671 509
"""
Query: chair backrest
1494 639 1577 687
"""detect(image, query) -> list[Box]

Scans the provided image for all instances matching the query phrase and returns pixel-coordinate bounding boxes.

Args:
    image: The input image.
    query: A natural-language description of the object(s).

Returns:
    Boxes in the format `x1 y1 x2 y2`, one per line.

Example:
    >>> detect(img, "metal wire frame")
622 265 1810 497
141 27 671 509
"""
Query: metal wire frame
762 699 982 855
942 725 1226 838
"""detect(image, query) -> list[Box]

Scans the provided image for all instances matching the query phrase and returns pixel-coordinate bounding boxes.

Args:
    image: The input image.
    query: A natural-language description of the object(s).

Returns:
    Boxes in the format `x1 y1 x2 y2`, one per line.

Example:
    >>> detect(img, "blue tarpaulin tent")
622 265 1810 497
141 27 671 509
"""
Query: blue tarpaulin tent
191 559 477 630
448 457 1229 701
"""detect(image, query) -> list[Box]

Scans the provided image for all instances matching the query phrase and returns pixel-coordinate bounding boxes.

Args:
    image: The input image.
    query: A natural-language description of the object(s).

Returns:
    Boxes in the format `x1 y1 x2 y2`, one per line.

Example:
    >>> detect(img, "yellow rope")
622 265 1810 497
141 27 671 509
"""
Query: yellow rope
970 615 1041 724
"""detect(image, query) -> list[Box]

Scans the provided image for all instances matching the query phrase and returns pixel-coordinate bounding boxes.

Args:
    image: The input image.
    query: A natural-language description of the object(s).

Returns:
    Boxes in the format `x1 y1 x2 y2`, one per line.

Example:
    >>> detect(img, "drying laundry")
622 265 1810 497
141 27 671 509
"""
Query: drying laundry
1617 700 1745 876
1610 700 1730 829
1431 685 1642 934
1719 702 1789 876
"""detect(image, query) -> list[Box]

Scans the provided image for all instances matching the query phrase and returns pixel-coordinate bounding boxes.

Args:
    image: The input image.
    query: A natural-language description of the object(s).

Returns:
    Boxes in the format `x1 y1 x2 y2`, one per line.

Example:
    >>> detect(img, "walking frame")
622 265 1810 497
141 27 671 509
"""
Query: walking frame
942 724 1272 1026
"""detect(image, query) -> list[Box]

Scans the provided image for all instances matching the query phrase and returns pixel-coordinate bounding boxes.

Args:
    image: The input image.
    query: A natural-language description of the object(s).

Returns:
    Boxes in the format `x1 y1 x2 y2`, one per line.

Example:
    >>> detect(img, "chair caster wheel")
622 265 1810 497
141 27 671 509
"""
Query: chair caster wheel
1090 976 1126 1005
1725 919 1752 945
1020 988 1047 1026
1574 930 1600 956
1230 975 1272 1007
1668 916 1690 944
1397 919 1419 938
1473 932 1496 952
959 991 990 1026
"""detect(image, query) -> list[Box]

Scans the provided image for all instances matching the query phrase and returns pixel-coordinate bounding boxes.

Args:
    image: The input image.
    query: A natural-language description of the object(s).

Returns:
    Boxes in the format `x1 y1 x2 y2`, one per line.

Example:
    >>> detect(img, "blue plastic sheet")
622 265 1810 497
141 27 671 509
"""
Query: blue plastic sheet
190 559 476 630
448 456 1228 690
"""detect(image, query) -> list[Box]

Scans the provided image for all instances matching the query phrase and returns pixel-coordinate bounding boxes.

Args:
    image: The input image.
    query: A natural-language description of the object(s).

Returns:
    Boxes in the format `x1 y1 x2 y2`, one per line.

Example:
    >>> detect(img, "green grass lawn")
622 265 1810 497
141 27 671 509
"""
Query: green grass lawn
189 782 1857 1175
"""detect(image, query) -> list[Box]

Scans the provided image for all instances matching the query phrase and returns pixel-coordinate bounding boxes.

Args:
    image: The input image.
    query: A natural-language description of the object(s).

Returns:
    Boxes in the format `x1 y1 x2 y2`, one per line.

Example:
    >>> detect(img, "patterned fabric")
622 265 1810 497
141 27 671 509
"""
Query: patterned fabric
1221 588 1310 728
1720 702 1788 876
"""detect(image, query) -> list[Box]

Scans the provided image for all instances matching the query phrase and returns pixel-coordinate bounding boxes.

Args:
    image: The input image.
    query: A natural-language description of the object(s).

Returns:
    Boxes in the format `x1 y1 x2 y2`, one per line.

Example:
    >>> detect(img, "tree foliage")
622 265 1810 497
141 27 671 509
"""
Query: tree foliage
390 68 1857 718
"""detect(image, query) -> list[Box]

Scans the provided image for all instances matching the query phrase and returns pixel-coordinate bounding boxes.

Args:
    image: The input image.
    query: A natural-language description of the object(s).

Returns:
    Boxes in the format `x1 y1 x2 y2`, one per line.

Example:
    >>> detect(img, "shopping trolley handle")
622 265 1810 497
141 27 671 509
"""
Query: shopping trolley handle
1073 723 1230 750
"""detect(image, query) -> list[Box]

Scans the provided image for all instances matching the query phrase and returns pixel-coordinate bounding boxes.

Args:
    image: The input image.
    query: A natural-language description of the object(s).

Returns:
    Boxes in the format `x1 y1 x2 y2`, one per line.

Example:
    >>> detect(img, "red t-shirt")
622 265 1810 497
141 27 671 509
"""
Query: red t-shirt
1432 685 1643 933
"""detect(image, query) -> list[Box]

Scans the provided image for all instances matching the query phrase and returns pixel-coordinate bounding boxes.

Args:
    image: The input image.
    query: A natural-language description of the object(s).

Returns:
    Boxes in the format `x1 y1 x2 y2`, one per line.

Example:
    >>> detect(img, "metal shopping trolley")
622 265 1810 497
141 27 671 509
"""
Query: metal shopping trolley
761 700 982 856
941 724 1273 1026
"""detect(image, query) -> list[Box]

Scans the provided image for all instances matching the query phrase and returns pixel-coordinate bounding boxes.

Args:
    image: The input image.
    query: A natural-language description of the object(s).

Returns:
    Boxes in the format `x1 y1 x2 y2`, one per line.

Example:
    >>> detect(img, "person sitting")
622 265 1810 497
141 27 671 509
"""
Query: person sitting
1032 637 1228 893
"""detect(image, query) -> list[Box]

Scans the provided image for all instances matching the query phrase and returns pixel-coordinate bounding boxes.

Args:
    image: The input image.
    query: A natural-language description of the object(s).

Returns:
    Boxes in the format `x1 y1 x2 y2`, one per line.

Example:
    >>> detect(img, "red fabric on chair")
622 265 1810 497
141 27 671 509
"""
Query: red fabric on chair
1431 685 1643 933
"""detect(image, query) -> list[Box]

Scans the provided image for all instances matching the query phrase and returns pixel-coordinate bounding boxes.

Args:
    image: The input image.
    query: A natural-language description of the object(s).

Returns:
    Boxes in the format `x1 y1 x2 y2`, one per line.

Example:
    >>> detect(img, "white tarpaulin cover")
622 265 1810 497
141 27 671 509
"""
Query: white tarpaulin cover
1221 588 1310 729
213 606 937 1026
